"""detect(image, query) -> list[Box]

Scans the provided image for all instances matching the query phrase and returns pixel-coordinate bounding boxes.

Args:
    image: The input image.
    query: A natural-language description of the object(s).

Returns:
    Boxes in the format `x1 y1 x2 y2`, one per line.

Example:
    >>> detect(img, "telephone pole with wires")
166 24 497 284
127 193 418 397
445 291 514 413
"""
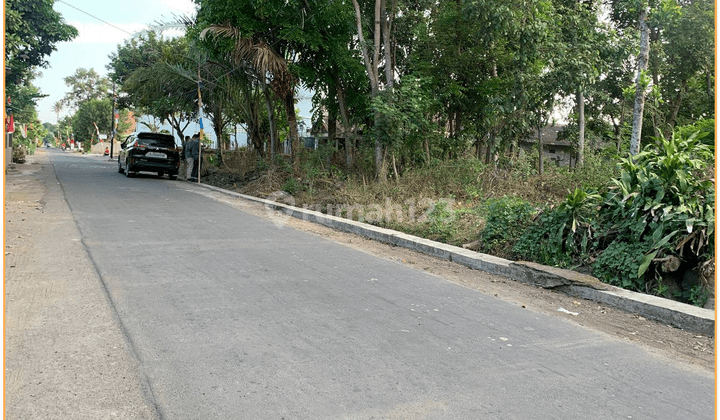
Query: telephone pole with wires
196 67 203 183
109 81 118 159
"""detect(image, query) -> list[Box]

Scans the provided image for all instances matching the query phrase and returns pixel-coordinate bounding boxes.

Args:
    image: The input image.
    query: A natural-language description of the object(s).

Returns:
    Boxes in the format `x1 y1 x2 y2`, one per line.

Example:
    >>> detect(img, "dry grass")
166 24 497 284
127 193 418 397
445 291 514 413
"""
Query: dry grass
205 153 617 247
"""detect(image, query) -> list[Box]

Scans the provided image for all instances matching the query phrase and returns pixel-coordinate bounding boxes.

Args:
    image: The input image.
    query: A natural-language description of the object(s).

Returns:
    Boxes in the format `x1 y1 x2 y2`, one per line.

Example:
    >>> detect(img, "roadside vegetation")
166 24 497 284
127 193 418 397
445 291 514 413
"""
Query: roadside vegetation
203 117 714 307
7 0 714 306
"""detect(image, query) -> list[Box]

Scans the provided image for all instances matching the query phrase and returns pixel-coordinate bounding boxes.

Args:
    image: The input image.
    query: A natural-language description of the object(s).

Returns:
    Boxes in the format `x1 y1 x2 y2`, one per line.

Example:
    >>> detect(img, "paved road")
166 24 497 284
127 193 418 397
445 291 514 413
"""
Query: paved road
44 149 713 419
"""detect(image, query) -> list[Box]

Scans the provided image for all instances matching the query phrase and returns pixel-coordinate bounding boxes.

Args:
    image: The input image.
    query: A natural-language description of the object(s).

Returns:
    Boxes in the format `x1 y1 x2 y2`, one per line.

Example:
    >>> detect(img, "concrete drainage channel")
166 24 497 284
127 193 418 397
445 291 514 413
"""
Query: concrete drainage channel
198 182 715 337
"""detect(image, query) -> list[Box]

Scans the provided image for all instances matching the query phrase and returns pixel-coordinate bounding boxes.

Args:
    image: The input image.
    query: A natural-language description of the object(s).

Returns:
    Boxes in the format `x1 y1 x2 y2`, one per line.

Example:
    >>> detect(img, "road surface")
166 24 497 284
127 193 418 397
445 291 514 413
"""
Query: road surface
5 148 714 419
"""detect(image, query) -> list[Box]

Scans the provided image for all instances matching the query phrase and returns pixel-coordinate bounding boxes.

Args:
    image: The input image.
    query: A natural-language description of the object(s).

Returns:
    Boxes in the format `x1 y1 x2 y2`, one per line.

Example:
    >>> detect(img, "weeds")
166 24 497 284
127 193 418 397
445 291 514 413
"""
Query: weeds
204 123 713 306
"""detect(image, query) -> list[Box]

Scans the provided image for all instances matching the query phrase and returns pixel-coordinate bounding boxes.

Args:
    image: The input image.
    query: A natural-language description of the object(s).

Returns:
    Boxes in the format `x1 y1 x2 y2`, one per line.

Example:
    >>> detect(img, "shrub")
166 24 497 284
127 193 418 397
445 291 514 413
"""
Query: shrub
479 197 536 257
421 200 458 243
512 188 600 267
592 240 646 290
588 129 715 301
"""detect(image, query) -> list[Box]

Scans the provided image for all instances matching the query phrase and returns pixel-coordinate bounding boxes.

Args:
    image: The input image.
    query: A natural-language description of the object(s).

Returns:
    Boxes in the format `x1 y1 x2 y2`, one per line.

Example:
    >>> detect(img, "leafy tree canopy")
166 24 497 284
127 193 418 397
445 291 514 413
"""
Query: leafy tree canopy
60 68 112 110
5 0 78 89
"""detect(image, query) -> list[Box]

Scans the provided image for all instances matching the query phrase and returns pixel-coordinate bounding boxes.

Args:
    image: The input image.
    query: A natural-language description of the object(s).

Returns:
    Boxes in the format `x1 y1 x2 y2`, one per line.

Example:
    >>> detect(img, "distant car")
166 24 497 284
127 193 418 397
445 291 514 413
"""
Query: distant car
117 132 180 179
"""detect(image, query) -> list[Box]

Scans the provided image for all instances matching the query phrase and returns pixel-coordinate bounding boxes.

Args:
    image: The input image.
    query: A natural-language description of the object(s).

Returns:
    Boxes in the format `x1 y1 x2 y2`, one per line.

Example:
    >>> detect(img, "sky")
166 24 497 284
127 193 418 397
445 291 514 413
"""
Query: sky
35 0 314 148
37 0 198 124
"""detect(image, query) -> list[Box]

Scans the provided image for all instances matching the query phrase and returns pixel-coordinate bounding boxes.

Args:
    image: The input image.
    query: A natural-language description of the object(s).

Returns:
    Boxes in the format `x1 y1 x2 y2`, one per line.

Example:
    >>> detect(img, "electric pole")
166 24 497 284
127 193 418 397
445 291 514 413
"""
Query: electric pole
197 67 203 183
110 81 118 159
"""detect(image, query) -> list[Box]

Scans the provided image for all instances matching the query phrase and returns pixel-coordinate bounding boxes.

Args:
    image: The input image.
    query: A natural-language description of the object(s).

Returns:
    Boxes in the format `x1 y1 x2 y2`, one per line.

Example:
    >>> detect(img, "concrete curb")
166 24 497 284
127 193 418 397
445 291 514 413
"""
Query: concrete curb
197 182 715 337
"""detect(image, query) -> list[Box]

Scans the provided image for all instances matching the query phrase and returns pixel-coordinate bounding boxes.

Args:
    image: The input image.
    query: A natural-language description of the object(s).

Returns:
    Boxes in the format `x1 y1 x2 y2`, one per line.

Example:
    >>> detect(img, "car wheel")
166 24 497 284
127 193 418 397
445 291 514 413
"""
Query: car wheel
124 161 134 177
157 171 164 178
117 159 124 173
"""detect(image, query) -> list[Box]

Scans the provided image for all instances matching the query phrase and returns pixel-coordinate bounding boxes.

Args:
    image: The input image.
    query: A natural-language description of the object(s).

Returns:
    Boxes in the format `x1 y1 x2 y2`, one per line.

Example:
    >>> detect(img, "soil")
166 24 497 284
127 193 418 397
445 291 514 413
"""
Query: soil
198 170 715 373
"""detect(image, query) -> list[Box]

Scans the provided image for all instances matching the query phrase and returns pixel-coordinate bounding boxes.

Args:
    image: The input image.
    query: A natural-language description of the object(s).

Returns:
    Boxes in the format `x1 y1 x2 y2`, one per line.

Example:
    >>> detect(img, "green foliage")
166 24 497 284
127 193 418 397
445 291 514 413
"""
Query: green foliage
418 200 458 243
109 34 198 138
60 68 111 110
510 125 715 297
512 187 601 267
589 128 714 297
5 0 78 89
283 177 300 196
71 99 112 149
480 197 536 255
592 241 645 289
370 77 440 166
685 285 709 308
673 118 714 149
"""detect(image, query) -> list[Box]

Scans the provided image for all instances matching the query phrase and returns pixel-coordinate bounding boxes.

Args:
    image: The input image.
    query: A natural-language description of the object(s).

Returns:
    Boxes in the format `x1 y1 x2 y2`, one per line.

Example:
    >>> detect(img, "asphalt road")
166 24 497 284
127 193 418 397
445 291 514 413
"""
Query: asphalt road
45 149 713 419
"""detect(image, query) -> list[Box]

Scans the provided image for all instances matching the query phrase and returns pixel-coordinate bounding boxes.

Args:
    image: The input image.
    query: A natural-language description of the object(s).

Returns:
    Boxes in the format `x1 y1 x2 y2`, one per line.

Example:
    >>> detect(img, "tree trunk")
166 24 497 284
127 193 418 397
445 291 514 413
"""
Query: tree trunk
211 103 229 167
484 133 493 165
327 108 337 146
616 99 626 152
336 81 354 170
168 114 190 143
327 106 337 166
375 118 385 180
352 0 386 181
663 80 686 139
630 8 650 156
576 89 585 168
285 90 300 171
538 124 544 176
379 0 396 181
381 2 395 90
260 75 277 160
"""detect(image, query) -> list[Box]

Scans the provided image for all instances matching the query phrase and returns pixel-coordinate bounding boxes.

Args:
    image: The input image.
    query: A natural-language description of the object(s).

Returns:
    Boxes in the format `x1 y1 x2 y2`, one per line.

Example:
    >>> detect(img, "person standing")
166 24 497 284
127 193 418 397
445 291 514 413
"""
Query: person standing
186 134 200 182
182 135 193 179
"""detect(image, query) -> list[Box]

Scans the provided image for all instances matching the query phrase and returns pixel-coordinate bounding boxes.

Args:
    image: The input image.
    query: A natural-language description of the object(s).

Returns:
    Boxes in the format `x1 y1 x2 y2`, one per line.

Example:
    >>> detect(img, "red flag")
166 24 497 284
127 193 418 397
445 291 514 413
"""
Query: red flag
5 113 14 133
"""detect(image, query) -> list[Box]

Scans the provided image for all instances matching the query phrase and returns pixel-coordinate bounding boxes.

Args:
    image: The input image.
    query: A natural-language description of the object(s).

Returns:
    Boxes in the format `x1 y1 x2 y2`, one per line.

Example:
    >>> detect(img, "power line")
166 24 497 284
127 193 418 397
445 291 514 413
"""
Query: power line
56 0 135 36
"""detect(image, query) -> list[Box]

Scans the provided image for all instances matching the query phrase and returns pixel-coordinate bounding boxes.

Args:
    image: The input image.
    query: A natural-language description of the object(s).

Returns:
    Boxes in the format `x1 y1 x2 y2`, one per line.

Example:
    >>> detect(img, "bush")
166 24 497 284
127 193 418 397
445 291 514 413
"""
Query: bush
512 188 601 267
417 200 458 243
588 129 714 303
479 197 536 257
673 118 714 150
592 240 646 290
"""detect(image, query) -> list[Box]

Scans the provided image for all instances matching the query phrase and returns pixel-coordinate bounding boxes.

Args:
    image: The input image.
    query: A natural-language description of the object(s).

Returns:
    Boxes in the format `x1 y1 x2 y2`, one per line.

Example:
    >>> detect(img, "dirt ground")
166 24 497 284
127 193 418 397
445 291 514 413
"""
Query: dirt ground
196 182 716 374
5 154 157 419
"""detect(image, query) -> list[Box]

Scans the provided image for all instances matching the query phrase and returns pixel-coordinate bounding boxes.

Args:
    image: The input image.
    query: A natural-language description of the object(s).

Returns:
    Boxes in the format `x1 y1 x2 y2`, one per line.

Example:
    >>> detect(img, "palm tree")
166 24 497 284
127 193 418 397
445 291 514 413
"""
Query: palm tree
53 101 63 123
200 25 301 169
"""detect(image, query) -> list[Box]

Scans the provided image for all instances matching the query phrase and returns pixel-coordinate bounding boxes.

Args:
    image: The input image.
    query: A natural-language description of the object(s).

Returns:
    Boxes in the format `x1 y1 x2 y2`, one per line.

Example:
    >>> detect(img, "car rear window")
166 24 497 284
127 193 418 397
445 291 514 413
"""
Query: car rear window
137 138 175 147
136 134 175 148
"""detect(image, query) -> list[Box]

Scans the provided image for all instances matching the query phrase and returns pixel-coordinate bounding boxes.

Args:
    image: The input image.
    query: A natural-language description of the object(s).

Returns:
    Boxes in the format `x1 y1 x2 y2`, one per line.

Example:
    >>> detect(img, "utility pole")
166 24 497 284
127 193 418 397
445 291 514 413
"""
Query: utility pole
197 67 203 183
110 81 118 159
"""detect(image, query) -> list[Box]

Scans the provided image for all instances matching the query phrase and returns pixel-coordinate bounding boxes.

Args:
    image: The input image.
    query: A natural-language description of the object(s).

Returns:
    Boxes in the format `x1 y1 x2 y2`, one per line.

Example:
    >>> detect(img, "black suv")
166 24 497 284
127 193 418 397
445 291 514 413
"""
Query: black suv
118 132 180 179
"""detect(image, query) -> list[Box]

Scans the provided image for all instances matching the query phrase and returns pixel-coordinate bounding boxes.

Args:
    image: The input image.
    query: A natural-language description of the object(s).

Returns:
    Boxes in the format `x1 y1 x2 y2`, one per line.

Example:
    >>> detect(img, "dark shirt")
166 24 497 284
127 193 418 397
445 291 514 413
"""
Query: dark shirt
186 138 200 159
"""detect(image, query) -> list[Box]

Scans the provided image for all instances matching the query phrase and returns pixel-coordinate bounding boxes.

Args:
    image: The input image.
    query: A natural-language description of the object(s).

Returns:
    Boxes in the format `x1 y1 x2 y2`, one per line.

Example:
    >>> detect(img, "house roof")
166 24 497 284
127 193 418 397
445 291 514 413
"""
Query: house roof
520 125 572 146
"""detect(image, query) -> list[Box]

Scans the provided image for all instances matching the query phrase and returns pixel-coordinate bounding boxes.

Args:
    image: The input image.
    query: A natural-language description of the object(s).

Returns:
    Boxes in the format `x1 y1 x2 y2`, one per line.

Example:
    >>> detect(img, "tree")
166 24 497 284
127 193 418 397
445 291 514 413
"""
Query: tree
549 0 607 167
657 0 714 137
406 0 562 169
5 0 77 89
109 34 197 139
629 6 650 156
350 0 399 180
195 0 322 170
610 0 714 155
53 101 64 123
60 68 111 111
72 99 112 149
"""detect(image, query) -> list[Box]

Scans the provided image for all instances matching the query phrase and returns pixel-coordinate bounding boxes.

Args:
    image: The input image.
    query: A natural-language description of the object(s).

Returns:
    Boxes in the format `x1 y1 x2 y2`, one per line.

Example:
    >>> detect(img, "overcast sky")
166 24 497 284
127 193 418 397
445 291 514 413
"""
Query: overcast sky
35 0 197 124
